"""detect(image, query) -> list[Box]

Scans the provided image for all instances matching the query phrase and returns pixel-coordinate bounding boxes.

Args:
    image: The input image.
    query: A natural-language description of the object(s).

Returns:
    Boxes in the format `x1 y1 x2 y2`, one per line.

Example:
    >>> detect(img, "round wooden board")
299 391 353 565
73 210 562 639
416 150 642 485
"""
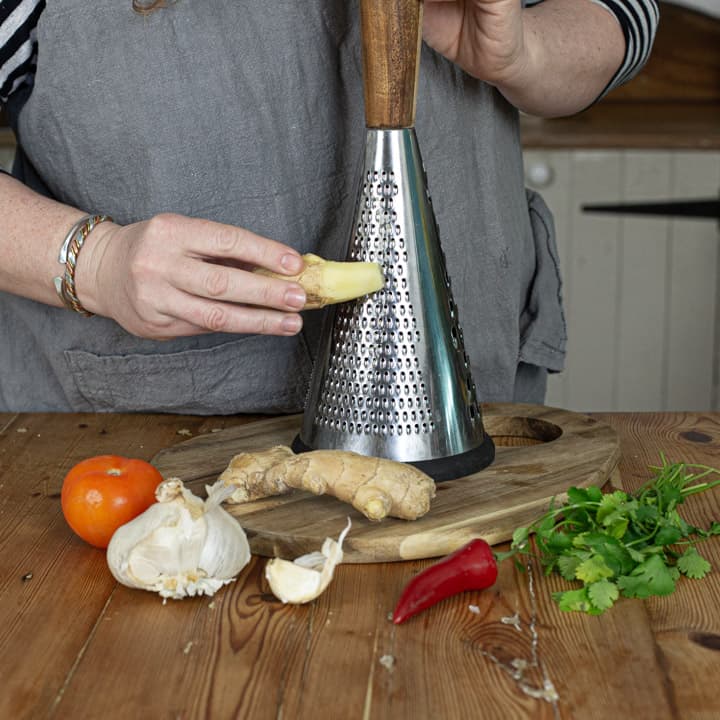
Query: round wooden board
151 403 620 563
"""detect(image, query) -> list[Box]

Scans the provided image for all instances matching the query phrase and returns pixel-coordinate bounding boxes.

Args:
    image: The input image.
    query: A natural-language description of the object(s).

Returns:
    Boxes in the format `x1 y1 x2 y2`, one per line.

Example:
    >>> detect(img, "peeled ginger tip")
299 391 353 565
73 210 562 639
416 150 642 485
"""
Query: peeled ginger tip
254 253 384 309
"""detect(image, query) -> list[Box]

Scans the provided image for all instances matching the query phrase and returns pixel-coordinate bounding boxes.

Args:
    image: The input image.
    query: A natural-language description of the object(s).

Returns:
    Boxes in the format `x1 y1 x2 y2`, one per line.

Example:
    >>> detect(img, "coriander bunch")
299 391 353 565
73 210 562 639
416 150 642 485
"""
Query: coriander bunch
498 456 720 614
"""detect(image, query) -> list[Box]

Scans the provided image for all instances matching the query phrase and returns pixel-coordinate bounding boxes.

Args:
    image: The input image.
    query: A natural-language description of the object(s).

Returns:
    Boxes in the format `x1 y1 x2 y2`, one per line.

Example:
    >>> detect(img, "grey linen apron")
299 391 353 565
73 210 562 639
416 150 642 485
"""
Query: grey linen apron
1 1 566 413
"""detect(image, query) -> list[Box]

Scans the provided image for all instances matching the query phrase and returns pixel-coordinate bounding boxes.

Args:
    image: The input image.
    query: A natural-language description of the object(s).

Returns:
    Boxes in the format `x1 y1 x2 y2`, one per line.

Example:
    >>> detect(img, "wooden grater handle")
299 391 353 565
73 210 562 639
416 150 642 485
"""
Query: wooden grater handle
360 0 423 129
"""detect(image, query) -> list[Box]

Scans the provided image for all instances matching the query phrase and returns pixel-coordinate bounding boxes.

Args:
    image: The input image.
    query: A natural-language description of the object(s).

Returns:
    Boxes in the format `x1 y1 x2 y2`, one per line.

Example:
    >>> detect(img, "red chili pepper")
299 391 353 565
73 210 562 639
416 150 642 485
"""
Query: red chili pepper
392 538 498 624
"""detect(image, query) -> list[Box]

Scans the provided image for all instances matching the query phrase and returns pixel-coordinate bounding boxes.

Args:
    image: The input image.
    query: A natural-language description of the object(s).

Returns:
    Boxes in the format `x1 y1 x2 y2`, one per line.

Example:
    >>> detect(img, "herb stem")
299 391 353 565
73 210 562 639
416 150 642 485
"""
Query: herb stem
681 477 720 497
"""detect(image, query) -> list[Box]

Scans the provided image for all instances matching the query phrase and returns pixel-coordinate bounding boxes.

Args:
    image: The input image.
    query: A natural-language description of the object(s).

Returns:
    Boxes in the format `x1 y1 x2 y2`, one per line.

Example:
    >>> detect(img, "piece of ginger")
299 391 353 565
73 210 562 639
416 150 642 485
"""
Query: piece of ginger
214 446 436 521
253 253 385 309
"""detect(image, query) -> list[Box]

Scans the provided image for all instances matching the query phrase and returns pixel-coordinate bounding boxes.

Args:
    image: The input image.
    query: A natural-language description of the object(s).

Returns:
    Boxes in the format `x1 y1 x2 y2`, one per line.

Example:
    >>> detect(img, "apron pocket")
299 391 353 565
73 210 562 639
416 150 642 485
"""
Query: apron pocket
63 334 313 414
518 189 567 372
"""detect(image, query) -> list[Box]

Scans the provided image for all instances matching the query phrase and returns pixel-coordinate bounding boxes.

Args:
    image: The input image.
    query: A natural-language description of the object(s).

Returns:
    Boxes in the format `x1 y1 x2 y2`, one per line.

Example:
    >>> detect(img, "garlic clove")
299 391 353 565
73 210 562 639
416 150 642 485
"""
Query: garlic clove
107 478 251 600
266 559 324 603
265 518 351 604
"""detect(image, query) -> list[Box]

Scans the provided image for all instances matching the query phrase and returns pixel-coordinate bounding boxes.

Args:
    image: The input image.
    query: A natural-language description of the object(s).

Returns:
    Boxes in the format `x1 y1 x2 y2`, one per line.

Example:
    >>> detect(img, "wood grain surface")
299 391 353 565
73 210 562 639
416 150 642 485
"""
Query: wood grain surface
151 403 621 562
609 2 720 104
520 101 720 150
360 0 423 128
2 411 719 720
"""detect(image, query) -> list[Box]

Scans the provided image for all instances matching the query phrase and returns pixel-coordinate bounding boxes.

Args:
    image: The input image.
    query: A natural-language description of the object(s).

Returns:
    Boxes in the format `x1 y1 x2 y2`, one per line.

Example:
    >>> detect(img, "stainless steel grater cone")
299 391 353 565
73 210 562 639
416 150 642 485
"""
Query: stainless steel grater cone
292 0 494 481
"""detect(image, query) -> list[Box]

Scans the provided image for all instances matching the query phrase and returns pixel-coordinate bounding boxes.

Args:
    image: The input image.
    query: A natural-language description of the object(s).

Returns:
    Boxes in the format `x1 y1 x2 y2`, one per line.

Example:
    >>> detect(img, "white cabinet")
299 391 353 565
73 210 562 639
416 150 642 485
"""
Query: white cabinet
524 149 720 412
0 145 13 172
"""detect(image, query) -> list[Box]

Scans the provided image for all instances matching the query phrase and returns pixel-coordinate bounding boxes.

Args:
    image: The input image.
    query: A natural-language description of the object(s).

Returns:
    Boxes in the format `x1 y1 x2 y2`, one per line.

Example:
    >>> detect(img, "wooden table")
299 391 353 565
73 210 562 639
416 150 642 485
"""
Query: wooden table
2 411 720 719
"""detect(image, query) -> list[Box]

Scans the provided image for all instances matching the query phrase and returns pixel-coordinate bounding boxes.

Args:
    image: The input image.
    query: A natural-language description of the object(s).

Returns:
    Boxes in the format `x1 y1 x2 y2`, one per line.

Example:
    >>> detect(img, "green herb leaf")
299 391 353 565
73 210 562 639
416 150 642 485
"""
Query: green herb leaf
586 486 604 503
654 525 683 546
626 547 647 564
605 516 630 540
676 547 711 579
557 553 584 581
666 509 693 536
554 588 603 615
633 504 659 525
538 512 557 537
544 531 573 553
617 555 676 598
567 487 593 505
587 580 620 611
511 526 530 550
575 554 614 583
596 542 635 576
596 491 630 524
658 484 683 508
572 532 592 549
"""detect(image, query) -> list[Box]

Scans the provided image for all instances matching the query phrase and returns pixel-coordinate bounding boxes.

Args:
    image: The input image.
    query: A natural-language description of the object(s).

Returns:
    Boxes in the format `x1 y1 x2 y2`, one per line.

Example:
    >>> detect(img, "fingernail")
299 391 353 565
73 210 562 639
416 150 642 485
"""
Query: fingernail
285 286 306 310
281 315 303 334
281 253 303 273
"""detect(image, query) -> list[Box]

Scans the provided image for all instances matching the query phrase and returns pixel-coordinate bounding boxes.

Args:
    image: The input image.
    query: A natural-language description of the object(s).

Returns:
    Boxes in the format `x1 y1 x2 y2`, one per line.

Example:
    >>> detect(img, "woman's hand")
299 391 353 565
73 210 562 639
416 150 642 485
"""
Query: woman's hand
76 213 308 340
422 0 626 118
422 0 527 89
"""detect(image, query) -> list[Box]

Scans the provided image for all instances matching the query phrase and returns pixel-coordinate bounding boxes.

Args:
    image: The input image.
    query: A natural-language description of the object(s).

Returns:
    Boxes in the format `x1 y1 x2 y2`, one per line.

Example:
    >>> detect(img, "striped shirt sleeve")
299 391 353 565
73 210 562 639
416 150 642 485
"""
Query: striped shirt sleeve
524 0 659 99
0 0 45 106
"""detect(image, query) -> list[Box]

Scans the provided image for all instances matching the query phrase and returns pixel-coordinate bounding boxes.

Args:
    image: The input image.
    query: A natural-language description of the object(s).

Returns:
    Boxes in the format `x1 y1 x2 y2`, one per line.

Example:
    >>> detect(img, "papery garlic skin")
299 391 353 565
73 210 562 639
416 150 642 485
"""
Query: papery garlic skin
107 478 250 599
265 518 351 604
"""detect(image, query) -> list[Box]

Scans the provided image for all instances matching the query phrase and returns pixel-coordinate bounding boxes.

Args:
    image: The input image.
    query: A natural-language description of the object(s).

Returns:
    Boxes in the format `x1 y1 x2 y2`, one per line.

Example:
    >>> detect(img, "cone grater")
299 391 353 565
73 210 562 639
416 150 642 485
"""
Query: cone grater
293 0 495 481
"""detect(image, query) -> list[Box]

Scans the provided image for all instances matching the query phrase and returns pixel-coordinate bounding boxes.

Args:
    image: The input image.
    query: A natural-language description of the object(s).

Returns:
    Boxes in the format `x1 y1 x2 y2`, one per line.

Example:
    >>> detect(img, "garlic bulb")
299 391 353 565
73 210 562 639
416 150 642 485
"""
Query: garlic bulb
265 518 351 604
107 478 250 599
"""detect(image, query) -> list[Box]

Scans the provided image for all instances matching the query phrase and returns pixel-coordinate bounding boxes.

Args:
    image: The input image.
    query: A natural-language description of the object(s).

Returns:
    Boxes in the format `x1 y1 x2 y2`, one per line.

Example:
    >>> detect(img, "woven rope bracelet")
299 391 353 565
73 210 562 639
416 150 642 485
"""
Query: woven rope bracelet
53 214 113 317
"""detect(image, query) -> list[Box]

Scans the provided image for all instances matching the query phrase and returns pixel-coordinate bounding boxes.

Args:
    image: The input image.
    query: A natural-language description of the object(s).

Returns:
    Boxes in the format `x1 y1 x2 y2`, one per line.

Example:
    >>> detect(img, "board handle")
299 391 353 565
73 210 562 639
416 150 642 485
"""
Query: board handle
360 0 423 129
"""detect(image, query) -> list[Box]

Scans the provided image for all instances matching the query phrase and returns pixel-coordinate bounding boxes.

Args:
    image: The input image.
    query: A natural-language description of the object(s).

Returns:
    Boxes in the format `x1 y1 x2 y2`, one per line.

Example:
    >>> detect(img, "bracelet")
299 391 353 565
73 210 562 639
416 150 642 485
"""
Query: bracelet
53 214 113 317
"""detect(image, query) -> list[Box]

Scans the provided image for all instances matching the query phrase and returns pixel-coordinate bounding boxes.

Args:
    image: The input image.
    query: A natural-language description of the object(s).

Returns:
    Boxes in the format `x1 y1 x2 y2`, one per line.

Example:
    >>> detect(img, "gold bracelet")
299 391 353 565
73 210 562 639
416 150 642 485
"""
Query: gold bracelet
53 214 113 317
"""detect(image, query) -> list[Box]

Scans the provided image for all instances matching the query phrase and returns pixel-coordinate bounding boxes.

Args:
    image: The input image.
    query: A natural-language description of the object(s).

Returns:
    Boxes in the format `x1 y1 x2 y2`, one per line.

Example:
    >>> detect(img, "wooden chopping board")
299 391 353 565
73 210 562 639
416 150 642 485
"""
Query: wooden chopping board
151 403 620 563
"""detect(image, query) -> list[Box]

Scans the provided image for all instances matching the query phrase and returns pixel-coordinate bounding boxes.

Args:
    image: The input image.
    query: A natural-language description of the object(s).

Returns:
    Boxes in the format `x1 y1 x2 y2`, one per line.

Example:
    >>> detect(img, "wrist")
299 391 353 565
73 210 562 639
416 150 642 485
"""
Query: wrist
489 20 542 113
72 219 120 317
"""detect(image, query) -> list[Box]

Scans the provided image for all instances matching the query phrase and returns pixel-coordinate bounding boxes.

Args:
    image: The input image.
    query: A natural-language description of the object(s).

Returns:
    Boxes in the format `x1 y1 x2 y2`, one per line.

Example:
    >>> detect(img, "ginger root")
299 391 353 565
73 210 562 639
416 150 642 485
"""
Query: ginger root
214 446 436 521
254 253 384 309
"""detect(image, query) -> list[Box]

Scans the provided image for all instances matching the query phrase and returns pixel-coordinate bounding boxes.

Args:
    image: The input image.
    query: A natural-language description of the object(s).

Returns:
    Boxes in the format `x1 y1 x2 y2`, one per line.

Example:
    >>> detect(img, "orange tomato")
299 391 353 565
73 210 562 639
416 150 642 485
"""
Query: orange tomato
60 455 163 549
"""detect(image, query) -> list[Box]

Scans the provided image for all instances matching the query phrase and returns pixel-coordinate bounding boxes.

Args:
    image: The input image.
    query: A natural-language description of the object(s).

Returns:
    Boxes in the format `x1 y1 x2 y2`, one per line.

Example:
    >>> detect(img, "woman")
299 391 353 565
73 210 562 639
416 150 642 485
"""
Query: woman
0 0 658 413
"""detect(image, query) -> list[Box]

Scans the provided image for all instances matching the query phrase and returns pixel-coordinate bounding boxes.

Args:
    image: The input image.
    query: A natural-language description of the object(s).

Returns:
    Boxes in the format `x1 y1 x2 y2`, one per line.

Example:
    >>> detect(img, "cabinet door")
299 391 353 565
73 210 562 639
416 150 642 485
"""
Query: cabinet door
0 146 14 172
524 149 720 412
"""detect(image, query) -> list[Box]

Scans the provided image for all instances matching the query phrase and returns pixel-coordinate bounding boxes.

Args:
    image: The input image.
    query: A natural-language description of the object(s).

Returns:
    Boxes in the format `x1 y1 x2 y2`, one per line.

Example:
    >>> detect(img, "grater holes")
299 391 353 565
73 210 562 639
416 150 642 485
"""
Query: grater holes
451 326 459 348
314 163 433 438
378 181 397 198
